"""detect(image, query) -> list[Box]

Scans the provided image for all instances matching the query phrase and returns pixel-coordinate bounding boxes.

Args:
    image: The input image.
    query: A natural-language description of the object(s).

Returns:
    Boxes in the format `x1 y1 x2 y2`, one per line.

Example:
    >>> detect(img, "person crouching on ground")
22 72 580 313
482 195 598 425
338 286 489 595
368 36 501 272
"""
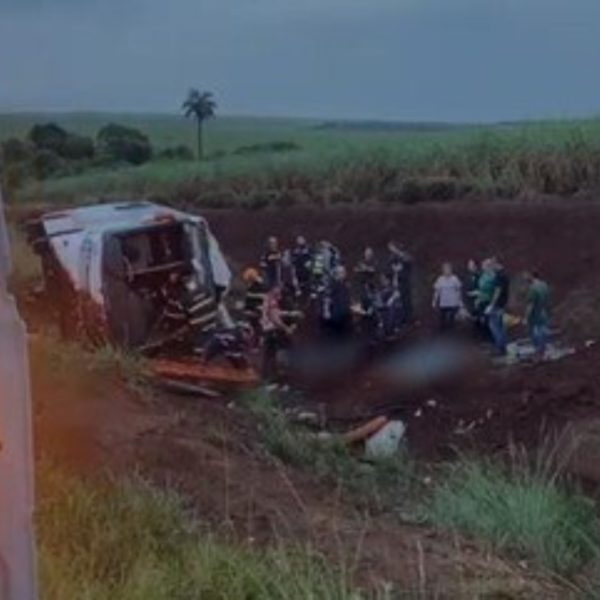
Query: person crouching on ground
524 270 550 358
261 286 295 385
432 262 463 332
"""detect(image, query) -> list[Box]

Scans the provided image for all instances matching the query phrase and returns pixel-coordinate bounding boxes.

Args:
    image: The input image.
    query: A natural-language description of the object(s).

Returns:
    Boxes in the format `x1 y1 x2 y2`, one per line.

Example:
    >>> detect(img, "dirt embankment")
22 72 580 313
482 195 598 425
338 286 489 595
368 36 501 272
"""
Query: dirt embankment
29 201 600 596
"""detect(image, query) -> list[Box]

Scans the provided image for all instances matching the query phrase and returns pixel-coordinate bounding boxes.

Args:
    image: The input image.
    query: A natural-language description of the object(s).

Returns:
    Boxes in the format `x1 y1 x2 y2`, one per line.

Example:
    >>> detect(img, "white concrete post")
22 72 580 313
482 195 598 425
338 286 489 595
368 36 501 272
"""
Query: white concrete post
0 186 38 600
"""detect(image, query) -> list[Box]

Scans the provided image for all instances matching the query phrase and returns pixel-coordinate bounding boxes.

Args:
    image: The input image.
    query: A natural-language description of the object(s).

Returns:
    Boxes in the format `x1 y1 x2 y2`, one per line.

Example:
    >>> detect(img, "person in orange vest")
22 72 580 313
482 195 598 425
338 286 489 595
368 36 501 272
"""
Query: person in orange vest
260 236 283 290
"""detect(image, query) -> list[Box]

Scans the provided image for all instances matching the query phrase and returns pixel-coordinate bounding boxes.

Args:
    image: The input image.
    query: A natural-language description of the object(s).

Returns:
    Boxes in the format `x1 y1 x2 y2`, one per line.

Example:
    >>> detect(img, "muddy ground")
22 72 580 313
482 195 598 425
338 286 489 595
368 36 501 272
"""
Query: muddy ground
31 201 600 596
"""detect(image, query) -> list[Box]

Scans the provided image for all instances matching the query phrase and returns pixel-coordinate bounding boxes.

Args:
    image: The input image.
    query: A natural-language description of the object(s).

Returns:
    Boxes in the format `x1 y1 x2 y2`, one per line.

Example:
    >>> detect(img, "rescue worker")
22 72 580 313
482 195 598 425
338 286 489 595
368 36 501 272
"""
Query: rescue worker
379 273 402 340
260 236 283 290
486 257 510 356
524 271 550 357
387 241 413 324
202 322 253 369
358 280 383 345
280 249 300 309
291 235 313 298
155 271 188 333
320 265 353 339
311 240 341 298
242 267 267 342
184 277 220 354
354 247 378 291
432 262 463 332
261 286 295 384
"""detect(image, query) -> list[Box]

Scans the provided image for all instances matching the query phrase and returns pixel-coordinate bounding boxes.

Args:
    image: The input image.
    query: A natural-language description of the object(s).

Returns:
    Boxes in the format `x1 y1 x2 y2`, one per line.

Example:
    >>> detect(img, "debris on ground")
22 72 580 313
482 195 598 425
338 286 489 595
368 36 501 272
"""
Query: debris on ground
499 339 576 366
365 420 406 460
152 377 222 398
342 416 388 444
150 358 259 387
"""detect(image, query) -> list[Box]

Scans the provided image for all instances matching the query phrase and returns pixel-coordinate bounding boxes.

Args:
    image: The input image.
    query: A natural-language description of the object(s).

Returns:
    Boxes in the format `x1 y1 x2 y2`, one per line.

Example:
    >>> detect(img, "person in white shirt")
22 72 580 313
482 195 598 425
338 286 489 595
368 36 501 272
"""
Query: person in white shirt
432 262 463 332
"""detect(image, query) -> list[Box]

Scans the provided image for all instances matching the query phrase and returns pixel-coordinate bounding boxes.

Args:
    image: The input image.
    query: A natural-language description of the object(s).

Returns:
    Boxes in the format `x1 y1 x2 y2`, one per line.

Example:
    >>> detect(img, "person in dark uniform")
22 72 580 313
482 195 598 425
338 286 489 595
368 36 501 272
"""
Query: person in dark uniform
291 235 313 298
260 236 283 290
378 273 402 340
464 259 481 318
358 280 383 346
320 266 353 339
184 278 220 354
354 246 378 291
155 271 188 333
387 241 413 324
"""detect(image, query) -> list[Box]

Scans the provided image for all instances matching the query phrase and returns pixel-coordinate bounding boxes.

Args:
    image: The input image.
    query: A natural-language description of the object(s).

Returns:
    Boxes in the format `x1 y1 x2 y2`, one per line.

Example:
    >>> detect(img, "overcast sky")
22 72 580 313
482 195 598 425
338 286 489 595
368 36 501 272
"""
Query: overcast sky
1 0 599 122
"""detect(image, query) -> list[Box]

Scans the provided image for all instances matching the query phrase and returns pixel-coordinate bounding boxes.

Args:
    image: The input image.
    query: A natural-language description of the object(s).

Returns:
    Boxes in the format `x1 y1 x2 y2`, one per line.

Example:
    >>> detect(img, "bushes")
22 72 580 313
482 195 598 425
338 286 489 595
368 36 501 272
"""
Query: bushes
429 459 600 575
1 137 33 163
233 140 301 156
29 122 95 160
32 148 64 179
157 144 194 161
97 123 153 165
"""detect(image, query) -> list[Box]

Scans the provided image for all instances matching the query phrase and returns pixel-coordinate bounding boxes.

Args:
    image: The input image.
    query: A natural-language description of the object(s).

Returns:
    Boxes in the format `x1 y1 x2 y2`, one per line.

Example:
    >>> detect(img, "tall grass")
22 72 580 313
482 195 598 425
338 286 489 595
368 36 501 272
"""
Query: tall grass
30 331 149 395
12 117 600 206
37 464 364 600
6 221 41 290
429 457 600 576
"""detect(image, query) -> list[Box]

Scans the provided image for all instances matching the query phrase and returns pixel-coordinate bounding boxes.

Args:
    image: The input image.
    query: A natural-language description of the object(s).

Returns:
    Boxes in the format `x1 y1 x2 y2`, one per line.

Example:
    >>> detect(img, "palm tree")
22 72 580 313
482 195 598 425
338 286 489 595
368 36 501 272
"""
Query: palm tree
182 89 217 160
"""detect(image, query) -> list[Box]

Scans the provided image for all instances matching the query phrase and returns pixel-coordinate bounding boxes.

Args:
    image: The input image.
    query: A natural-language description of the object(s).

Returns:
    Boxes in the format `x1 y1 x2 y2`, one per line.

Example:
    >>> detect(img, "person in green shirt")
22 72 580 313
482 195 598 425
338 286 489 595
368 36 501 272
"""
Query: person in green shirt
524 271 550 357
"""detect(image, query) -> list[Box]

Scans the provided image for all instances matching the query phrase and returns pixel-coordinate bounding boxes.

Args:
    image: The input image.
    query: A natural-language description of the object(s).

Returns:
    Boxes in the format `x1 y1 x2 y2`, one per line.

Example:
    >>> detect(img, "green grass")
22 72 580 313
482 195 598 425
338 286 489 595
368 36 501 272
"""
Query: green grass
428 458 600 576
242 390 415 512
37 464 364 600
30 331 150 395
7 111 600 205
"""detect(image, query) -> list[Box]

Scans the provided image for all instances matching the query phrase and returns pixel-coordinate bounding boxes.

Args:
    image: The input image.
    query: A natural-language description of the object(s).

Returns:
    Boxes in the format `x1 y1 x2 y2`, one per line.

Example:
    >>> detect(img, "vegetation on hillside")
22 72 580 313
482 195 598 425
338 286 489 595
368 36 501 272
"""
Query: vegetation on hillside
38 465 362 600
3 113 600 206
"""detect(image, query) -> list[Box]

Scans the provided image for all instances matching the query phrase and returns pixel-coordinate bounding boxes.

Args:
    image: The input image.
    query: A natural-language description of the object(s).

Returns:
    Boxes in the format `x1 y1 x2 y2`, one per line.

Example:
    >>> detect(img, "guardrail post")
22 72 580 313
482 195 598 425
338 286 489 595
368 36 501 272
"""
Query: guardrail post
0 186 38 600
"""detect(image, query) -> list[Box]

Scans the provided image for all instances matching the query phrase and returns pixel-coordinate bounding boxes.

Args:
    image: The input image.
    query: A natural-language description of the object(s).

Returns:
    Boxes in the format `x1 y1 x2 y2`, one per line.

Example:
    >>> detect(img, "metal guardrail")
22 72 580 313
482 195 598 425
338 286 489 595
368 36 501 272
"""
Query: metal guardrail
0 187 38 600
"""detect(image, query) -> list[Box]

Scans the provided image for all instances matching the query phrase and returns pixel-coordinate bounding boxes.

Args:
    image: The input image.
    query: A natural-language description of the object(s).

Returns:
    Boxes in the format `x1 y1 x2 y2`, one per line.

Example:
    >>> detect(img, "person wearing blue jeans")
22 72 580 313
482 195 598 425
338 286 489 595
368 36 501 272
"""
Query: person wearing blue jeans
524 271 550 357
487 258 510 356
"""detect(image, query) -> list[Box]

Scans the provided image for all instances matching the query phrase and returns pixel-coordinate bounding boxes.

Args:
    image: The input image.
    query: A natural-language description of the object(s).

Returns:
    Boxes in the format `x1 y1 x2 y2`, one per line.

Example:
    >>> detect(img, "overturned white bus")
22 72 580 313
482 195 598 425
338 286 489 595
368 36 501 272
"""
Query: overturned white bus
27 201 231 348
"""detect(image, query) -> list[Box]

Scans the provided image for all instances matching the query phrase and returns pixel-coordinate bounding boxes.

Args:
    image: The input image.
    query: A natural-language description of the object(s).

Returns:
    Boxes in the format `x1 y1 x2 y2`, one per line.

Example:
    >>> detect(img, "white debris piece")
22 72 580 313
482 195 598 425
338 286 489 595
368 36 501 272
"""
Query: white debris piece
365 420 406 460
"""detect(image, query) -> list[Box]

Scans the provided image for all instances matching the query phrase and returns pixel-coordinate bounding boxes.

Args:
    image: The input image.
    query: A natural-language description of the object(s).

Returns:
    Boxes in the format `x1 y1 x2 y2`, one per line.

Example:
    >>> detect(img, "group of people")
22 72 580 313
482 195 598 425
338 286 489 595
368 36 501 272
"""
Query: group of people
431 257 551 357
153 235 551 385
240 236 417 381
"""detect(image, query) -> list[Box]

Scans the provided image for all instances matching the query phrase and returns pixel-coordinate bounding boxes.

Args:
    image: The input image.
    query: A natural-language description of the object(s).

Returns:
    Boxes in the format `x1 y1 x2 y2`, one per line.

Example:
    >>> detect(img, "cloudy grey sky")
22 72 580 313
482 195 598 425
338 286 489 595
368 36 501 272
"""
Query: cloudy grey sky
1 0 599 122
